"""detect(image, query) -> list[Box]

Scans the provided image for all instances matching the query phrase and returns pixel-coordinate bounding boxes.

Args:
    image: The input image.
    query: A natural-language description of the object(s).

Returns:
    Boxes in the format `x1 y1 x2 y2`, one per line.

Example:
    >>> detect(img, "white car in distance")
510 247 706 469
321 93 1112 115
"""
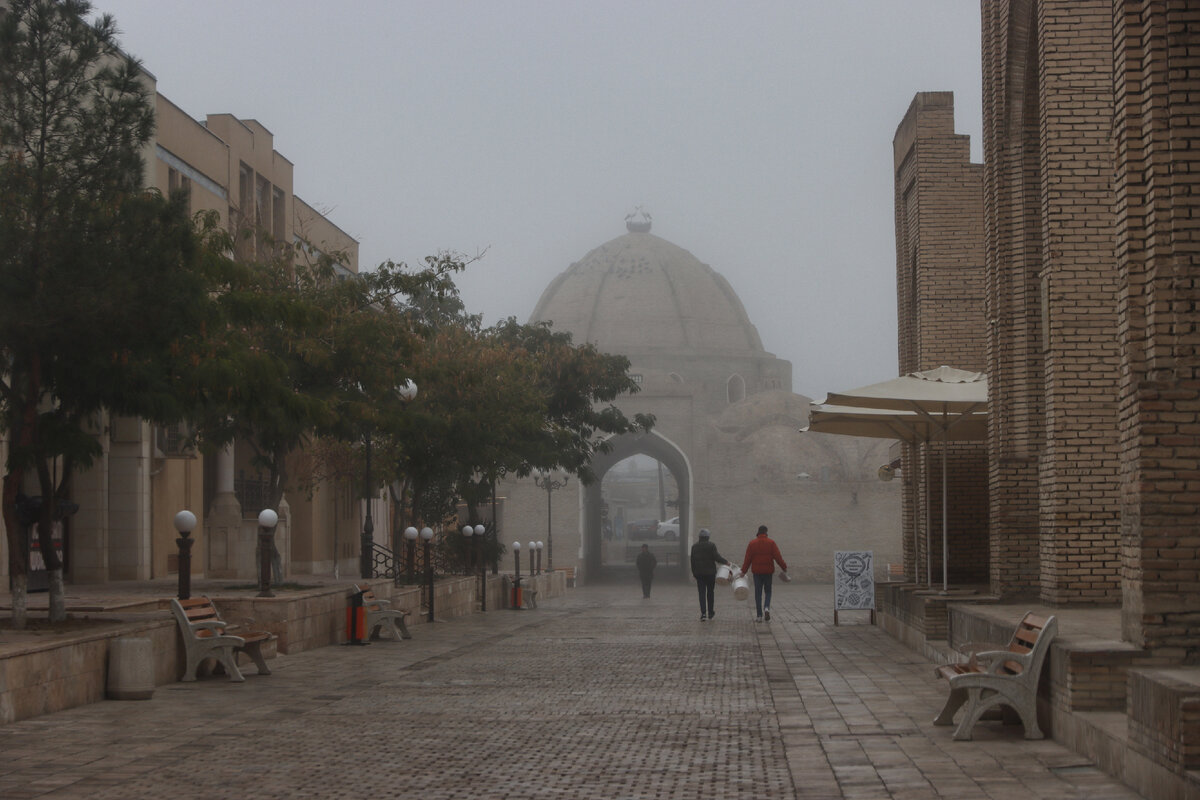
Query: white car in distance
656 517 680 540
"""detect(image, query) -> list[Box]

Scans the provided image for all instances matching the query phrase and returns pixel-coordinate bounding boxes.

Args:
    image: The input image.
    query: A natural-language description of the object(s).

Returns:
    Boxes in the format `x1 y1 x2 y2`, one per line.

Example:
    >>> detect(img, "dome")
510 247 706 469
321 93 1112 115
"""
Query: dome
529 221 768 358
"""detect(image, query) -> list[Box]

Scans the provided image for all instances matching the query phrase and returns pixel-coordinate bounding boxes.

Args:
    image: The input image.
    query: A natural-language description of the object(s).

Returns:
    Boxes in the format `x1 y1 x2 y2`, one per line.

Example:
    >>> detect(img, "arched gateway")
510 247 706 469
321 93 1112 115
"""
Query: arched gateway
583 432 692 580
498 213 900 584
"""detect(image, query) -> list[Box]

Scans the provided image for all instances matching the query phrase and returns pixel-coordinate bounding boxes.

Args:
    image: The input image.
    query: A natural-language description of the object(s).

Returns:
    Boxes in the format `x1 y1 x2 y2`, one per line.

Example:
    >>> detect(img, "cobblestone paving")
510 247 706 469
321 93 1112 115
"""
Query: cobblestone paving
0 583 1145 799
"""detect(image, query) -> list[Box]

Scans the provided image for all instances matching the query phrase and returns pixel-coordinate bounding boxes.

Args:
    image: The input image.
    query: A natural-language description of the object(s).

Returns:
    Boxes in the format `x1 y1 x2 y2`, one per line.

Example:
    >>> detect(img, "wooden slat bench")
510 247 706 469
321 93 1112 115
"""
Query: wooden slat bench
933 611 1058 740
171 597 274 682
353 584 412 641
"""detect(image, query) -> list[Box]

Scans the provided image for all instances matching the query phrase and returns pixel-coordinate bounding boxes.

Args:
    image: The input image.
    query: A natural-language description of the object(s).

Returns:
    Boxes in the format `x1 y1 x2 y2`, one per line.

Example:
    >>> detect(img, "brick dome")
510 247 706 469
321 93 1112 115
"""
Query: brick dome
529 224 767 357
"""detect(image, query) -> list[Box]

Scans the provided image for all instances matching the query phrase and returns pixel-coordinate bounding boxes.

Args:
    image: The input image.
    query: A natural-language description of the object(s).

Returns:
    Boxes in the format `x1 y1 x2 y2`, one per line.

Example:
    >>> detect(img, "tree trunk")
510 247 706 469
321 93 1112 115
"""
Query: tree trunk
48 568 66 621
9 573 28 630
3 471 29 629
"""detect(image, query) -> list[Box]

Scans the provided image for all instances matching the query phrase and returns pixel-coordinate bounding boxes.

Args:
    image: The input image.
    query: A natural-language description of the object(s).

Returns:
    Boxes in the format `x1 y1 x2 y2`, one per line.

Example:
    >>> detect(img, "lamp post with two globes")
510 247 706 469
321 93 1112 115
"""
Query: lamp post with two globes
463 523 487 610
533 469 568 572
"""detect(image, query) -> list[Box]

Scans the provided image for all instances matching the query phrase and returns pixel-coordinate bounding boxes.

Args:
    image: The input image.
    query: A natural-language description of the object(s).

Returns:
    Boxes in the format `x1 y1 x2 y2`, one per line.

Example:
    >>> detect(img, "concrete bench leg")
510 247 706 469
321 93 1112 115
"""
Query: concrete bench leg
239 642 271 676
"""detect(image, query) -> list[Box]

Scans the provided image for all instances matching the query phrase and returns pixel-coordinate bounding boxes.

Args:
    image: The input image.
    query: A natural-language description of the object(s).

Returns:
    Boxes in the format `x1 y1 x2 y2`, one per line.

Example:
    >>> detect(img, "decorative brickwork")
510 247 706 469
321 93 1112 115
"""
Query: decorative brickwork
981 0 1123 603
892 93 988 585
1112 1 1200 659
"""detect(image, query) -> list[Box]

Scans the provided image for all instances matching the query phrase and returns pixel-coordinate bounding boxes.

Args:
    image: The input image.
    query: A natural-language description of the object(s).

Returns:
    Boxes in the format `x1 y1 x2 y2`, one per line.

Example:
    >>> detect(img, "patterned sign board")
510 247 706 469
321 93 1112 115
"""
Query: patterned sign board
834 551 874 611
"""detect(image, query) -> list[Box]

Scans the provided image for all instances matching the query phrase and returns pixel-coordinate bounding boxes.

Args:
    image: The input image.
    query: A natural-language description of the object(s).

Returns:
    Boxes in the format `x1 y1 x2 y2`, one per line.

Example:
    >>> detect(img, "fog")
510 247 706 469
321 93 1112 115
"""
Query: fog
97 1 982 399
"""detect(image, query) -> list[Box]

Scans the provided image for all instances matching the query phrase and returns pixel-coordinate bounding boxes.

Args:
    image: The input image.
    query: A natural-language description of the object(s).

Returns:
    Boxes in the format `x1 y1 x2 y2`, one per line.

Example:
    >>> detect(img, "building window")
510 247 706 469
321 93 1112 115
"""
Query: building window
167 167 191 204
272 186 286 242
630 374 643 386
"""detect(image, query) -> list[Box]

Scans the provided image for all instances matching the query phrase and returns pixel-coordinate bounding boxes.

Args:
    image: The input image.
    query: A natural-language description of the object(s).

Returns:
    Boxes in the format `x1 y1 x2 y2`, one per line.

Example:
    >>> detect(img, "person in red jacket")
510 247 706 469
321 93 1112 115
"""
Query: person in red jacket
741 525 787 622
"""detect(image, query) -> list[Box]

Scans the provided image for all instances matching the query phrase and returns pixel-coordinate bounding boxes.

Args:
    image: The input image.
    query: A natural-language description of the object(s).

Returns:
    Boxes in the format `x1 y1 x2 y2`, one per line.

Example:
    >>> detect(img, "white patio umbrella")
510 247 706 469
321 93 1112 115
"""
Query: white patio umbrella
806 366 988 591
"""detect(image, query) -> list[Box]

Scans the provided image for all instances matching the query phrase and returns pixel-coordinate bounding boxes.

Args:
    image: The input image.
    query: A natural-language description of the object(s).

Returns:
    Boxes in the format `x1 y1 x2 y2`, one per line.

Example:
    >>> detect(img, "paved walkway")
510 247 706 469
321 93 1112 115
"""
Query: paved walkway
0 583 1144 799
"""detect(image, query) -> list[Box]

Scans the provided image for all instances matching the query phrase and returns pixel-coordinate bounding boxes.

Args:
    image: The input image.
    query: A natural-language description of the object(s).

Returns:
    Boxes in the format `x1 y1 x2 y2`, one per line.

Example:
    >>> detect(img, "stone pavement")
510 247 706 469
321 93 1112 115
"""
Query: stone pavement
0 582 1145 800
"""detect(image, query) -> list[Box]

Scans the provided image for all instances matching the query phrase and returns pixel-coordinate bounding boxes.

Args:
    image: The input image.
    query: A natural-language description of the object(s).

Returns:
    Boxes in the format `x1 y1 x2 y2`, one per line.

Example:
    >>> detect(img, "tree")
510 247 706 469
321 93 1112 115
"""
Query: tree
384 316 654 530
184 230 466 583
0 0 213 624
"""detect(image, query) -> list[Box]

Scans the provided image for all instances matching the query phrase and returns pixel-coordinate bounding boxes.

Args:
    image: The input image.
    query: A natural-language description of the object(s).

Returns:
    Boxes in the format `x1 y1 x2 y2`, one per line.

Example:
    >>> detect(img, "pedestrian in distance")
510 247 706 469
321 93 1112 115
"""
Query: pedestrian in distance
690 528 730 621
636 544 657 599
741 524 787 622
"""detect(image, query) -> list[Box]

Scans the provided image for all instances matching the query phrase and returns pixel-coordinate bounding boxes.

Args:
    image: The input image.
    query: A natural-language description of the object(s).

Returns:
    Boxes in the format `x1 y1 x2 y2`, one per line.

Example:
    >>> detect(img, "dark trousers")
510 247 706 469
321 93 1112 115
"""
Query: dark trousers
695 575 716 616
753 572 774 617
639 573 653 598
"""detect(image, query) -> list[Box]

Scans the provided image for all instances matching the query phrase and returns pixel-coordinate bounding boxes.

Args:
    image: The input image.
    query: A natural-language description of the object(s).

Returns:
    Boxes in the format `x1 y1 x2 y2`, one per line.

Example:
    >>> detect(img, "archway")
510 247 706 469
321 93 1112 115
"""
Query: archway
582 431 693 582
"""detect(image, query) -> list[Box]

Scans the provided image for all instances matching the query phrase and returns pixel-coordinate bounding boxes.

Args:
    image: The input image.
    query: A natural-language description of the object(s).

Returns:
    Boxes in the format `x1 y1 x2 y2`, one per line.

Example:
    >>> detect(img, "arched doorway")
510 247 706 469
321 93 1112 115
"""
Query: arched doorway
582 431 692 581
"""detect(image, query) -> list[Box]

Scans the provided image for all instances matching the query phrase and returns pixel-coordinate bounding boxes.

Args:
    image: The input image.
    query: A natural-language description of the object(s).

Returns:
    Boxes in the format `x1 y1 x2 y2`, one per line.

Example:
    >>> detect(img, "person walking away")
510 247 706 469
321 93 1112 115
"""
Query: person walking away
636 544 657 598
741 525 787 622
690 529 729 621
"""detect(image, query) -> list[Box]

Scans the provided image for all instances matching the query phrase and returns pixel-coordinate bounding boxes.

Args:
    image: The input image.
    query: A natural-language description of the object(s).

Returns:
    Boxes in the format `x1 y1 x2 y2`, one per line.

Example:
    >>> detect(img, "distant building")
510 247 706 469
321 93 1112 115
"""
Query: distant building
501 215 900 581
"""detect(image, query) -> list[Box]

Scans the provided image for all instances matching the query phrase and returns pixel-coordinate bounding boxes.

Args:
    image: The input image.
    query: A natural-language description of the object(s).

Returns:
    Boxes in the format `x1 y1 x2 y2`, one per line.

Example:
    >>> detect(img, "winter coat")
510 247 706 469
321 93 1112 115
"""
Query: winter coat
636 550 657 576
742 533 787 575
690 539 728 578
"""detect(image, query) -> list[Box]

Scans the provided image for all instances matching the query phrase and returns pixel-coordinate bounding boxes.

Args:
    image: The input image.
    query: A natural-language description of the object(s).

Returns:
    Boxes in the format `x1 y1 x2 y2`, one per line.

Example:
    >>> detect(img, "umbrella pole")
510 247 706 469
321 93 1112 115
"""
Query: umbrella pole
925 446 933 587
942 444 949 592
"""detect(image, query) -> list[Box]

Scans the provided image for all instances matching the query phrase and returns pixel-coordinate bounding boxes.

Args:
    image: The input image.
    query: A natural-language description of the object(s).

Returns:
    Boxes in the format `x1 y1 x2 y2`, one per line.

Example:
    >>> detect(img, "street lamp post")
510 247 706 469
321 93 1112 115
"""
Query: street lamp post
420 526 434 622
463 523 487 611
475 524 486 610
173 510 197 600
512 540 522 610
404 526 418 584
362 379 417 580
360 431 374 580
257 509 278 598
536 540 544 575
528 540 535 577
533 469 569 572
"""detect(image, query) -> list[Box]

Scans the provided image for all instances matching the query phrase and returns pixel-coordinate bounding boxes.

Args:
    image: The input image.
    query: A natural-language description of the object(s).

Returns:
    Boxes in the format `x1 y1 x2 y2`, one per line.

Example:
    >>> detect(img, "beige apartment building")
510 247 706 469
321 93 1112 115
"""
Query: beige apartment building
1 70 369 588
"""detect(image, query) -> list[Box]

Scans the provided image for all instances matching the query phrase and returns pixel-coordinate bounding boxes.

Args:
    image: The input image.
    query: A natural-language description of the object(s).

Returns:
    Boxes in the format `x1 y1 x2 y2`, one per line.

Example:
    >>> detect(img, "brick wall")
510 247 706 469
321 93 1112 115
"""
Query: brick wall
893 92 988 586
982 0 1123 603
1113 1 1200 657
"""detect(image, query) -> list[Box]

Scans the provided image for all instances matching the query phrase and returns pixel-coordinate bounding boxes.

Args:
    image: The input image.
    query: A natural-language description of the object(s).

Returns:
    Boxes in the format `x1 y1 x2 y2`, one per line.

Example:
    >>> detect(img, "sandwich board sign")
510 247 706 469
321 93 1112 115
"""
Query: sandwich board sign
833 550 875 626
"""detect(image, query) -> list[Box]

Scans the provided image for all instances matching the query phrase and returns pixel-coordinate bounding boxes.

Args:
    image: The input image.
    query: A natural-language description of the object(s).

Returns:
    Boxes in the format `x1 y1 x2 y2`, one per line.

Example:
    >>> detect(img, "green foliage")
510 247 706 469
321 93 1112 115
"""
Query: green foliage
0 0 210 591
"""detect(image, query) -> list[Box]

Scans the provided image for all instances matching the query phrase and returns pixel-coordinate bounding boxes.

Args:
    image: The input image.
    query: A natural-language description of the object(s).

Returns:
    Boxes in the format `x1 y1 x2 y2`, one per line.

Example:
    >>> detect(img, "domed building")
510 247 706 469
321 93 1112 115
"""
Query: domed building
502 213 899 582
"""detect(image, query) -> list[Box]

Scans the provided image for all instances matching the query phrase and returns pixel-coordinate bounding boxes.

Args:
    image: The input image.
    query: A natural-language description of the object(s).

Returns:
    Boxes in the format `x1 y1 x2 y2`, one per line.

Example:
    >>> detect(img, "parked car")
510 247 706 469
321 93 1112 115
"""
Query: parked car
656 517 680 540
625 519 659 540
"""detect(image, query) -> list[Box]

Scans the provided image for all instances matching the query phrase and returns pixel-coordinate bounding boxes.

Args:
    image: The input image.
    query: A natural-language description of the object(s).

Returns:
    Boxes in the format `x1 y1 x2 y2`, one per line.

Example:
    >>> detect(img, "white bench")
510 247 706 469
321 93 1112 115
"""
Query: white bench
933 611 1057 740
171 597 274 682
353 584 412 640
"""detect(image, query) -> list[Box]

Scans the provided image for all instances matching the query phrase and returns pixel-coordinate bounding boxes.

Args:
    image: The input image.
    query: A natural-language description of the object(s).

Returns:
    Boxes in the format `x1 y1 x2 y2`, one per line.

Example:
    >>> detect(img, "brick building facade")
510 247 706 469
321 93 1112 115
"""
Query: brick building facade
981 0 1200 627
892 93 988 586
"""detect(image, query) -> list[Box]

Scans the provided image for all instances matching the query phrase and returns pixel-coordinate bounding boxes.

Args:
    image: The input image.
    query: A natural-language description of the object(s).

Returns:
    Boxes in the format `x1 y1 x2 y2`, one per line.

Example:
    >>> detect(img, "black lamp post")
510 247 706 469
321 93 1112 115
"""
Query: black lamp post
173 510 197 599
360 432 374 580
362 379 417 580
533 469 568 572
463 524 487 611
420 526 434 622
528 540 535 577
404 526 418 584
512 540 522 610
257 508 278 598
475 524 486 610
536 540 544 575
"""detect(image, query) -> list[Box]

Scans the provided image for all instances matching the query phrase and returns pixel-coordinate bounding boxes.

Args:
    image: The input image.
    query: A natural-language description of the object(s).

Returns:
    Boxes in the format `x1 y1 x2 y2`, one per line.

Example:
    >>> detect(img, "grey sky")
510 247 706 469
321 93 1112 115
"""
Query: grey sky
97 1 982 399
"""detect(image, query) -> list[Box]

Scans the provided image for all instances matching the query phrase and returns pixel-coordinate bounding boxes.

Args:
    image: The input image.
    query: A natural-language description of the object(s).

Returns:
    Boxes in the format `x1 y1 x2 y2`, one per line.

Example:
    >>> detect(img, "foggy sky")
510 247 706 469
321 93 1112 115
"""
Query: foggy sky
96 1 983 399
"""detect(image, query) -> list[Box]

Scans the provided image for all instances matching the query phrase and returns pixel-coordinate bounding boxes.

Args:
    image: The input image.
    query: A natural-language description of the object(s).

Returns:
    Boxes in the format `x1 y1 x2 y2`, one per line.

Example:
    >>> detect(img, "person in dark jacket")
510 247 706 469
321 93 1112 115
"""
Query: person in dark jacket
635 544 657 598
690 528 729 621
741 524 787 622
